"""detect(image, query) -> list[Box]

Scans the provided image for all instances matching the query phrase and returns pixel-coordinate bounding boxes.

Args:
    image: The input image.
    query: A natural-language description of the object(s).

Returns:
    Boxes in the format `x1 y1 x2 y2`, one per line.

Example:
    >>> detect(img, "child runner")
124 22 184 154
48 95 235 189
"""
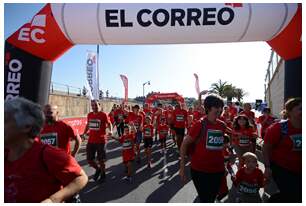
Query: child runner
158 117 169 154
111 124 136 183
232 152 264 203
143 116 154 168
232 114 257 168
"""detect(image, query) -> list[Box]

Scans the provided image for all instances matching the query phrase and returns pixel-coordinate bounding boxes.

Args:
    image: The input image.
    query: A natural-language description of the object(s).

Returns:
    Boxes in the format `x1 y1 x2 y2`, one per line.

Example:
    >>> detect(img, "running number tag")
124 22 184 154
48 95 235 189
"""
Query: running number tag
160 130 168 136
89 119 101 130
239 136 250 146
290 134 302 151
123 140 132 149
206 130 224 150
144 128 151 137
238 182 259 194
40 133 58 147
176 115 184 122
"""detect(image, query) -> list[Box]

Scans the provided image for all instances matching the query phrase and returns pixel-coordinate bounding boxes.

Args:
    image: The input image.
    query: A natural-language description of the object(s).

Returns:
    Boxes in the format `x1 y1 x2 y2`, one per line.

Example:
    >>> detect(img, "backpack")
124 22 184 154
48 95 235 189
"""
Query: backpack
187 118 207 156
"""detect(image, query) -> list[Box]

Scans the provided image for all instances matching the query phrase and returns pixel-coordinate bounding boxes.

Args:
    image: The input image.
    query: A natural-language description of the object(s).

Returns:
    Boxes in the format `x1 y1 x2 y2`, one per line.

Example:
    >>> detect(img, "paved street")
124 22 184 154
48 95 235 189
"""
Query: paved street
75 138 278 203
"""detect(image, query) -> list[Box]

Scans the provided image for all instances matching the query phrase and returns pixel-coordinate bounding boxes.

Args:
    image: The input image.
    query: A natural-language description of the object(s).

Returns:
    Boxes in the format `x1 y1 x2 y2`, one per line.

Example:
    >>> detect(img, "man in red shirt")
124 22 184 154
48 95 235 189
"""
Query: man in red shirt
172 103 188 153
240 103 255 125
114 104 125 137
257 108 275 138
82 100 112 183
40 104 81 157
227 101 238 121
127 105 144 163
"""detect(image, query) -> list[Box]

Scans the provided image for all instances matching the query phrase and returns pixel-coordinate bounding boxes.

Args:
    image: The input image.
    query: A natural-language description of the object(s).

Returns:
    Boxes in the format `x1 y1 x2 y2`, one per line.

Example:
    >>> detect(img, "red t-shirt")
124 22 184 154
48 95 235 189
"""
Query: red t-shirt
258 115 275 138
40 121 76 154
229 106 238 120
264 120 302 173
240 110 255 122
143 124 154 139
114 109 125 123
232 127 256 147
143 108 151 117
173 109 188 128
87 112 110 144
189 118 227 173
119 134 135 162
158 124 169 139
108 113 115 125
235 167 264 194
5 141 82 203
193 111 202 121
220 113 232 128
128 112 143 131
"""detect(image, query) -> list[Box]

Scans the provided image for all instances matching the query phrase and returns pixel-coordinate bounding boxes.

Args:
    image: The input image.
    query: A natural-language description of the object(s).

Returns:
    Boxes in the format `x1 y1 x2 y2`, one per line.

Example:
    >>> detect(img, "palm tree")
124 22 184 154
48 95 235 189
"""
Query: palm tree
210 79 228 98
235 88 248 102
223 84 236 102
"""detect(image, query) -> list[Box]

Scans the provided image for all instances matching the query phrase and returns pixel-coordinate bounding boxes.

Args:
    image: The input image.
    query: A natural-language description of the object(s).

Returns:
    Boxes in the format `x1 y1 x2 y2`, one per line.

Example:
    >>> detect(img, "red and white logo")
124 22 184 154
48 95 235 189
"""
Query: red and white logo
18 14 47 44
7 4 73 61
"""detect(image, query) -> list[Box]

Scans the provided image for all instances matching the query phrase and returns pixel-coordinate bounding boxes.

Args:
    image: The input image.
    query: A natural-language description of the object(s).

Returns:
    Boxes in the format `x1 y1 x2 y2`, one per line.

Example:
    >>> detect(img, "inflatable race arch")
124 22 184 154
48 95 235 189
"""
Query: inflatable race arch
5 3 301 105
145 93 185 106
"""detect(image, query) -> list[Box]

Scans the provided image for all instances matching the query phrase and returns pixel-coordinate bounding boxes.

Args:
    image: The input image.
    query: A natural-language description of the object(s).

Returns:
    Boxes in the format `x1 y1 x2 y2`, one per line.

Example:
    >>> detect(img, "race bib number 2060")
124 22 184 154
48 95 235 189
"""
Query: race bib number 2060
206 129 224 150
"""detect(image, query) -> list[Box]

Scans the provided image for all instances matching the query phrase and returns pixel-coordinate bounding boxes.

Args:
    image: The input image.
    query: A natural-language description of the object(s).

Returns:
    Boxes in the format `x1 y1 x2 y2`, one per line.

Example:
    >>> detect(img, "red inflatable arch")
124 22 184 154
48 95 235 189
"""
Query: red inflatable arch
145 92 185 106
4 3 301 105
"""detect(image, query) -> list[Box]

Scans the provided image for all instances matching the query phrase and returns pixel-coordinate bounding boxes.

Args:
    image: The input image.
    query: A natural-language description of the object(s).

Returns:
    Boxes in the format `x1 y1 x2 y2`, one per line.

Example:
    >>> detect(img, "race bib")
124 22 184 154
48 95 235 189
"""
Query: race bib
239 136 250 146
206 129 224 150
238 182 259 194
176 115 184 122
40 132 58 147
123 140 132 149
89 119 101 130
144 128 151 137
160 130 168 136
290 134 302 151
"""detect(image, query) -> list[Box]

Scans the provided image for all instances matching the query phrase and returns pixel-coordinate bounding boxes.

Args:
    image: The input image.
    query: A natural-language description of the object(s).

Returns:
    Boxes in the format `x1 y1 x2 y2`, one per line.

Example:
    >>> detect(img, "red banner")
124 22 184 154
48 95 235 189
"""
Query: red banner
194 73 200 96
120 74 128 103
62 117 87 135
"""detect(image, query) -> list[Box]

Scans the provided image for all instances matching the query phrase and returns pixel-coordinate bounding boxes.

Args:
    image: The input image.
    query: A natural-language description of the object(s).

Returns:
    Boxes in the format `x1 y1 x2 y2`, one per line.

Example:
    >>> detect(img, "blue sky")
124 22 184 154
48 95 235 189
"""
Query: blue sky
4 3 272 101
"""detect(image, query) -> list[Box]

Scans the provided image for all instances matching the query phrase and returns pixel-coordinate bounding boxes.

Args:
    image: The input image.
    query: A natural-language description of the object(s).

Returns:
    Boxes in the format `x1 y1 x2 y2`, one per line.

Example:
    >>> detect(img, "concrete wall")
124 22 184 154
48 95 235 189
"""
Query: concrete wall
48 93 139 118
265 59 285 118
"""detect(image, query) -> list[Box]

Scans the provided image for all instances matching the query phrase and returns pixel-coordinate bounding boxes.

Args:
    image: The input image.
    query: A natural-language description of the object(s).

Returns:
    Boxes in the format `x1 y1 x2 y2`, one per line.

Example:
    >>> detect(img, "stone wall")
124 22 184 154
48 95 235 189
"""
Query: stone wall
48 93 140 118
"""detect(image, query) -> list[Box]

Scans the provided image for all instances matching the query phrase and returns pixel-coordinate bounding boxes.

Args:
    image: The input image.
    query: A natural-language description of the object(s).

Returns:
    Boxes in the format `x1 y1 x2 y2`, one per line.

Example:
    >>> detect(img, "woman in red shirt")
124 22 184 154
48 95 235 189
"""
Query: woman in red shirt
263 98 302 203
179 94 227 202
5 97 88 203
232 114 257 168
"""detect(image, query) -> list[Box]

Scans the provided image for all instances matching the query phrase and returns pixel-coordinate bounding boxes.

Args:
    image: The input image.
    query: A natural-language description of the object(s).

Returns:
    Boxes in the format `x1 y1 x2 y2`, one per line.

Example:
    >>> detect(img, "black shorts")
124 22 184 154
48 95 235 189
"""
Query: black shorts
174 127 185 137
86 143 106 161
159 138 166 144
144 138 153 148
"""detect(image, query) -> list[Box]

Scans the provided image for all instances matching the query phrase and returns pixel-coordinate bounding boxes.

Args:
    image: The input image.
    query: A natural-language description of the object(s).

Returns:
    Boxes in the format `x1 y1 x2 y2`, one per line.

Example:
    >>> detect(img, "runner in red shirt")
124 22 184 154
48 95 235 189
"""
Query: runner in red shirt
40 104 81 156
143 103 152 117
240 103 256 125
232 114 257 168
219 106 232 128
179 94 226 202
114 105 125 137
143 116 154 168
127 105 143 163
172 103 188 153
227 101 238 121
4 97 88 203
82 100 112 183
111 125 136 183
232 152 264 202
263 98 301 203
158 117 169 153
188 107 194 116
257 107 275 138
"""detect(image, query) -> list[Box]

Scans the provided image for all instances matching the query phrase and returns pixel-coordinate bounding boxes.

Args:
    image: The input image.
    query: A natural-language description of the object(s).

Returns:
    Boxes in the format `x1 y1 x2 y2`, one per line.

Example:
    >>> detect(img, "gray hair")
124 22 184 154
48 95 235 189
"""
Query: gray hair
4 97 45 138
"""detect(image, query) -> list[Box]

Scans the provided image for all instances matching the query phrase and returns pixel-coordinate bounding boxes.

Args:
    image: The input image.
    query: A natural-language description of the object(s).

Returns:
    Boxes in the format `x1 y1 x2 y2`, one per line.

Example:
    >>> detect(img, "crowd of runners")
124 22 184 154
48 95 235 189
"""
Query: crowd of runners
4 92 301 203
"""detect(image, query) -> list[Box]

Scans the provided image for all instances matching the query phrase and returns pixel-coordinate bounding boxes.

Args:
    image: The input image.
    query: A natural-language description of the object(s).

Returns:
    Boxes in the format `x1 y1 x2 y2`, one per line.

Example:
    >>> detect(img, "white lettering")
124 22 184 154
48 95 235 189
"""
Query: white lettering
31 28 46 43
9 59 22 72
6 59 22 99
8 72 21 83
18 28 30 41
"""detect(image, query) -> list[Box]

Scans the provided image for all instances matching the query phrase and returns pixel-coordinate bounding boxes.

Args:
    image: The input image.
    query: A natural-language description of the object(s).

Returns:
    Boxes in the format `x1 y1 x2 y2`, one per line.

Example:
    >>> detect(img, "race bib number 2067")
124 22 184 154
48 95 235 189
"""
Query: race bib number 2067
40 133 58 147
206 129 224 150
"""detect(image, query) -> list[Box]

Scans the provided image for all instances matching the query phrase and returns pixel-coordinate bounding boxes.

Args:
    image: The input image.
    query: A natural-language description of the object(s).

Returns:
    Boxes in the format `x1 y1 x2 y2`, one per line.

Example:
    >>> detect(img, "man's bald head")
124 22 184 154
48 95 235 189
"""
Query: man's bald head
44 104 58 122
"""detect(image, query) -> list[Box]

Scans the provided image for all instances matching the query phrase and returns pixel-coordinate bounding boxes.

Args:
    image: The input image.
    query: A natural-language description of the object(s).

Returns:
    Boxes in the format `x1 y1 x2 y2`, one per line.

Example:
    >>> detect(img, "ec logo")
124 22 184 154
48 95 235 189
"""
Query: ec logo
18 14 46 44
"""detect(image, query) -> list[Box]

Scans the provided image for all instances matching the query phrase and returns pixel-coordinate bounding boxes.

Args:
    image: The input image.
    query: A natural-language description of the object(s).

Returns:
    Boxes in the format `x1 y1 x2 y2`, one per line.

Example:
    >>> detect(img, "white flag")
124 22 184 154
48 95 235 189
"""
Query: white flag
86 51 99 100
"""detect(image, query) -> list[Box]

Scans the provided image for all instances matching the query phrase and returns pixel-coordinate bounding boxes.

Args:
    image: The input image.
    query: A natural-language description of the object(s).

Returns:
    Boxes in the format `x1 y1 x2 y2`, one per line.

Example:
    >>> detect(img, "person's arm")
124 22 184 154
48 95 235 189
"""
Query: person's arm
82 123 89 136
71 134 81 157
262 141 273 179
198 90 209 103
41 169 88 203
179 135 195 184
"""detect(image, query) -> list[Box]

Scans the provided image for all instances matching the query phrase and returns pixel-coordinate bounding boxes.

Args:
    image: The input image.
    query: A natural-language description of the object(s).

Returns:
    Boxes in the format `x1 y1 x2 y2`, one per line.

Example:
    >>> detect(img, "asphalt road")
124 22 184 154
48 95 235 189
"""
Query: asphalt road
75 137 278 203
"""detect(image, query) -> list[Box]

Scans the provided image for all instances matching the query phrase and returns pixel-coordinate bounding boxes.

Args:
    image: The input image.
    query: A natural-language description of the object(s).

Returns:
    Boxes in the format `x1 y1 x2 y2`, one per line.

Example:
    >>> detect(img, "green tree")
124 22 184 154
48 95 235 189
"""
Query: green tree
223 84 236 102
235 88 247 102
210 79 228 97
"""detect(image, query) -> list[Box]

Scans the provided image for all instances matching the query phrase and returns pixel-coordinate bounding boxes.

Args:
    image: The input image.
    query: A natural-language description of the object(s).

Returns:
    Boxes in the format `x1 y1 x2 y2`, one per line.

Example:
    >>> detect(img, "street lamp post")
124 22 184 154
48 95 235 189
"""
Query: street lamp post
142 81 150 98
